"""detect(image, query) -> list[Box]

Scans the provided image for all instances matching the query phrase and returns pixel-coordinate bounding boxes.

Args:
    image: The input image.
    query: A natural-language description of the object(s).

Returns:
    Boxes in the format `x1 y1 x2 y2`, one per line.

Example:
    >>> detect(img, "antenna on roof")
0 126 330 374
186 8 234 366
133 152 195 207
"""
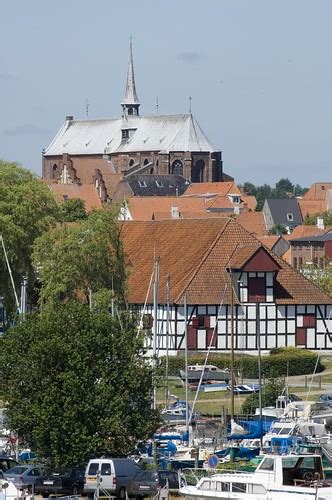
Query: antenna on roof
85 98 89 118
156 96 159 115
189 96 192 114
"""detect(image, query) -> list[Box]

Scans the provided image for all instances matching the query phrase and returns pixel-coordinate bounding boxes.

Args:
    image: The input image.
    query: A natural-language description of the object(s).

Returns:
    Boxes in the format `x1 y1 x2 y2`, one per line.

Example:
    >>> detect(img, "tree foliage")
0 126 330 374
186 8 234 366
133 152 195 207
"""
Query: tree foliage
303 266 332 296
32 208 127 306
241 178 308 211
0 160 59 318
59 198 87 222
241 376 284 415
0 302 160 466
303 211 332 226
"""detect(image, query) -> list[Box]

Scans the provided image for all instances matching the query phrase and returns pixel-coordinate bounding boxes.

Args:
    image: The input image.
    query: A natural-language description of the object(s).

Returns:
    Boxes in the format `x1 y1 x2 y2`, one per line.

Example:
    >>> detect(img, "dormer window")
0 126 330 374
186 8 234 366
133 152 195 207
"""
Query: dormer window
122 129 129 140
287 213 294 222
228 194 240 204
155 180 163 187
138 180 147 188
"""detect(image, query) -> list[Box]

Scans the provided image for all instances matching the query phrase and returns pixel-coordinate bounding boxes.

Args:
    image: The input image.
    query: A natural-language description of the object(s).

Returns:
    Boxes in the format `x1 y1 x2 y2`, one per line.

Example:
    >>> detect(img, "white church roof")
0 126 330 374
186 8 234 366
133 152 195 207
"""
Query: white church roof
44 114 219 157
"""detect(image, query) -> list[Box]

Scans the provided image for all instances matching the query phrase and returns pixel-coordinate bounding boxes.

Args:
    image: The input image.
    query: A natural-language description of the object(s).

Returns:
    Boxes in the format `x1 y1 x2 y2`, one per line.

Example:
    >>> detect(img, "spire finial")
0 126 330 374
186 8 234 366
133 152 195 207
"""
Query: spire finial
189 96 192 114
121 37 140 116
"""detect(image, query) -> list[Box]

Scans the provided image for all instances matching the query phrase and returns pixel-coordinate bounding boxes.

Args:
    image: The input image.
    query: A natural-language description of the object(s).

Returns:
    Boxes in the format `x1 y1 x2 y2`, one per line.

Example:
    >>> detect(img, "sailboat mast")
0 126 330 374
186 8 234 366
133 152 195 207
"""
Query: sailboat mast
256 300 263 447
184 289 189 433
0 235 20 310
230 277 235 421
165 276 170 408
152 257 160 411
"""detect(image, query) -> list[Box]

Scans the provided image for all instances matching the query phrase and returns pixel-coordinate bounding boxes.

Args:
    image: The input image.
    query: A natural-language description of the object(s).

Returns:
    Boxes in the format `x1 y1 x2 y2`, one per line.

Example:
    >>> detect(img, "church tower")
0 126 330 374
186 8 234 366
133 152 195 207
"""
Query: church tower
121 39 140 116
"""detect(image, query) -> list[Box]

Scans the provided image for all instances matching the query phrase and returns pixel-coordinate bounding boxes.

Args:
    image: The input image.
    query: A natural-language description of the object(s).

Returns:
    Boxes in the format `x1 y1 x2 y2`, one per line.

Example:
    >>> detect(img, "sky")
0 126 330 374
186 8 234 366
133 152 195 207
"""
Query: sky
1 0 332 187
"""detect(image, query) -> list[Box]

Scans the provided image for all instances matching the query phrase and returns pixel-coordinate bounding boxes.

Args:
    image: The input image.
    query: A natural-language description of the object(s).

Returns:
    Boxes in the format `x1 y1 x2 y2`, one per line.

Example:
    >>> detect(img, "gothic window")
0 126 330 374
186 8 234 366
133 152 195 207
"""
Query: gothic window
143 158 149 166
171 159 183 176
191 160 205 182
129 159 134 167
155 159 159 167
150 168 154 174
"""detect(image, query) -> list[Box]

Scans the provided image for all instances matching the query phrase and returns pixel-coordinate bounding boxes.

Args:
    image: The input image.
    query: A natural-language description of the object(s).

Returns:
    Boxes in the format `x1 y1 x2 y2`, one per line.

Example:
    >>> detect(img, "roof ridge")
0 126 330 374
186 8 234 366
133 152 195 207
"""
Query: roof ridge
174 217 232 303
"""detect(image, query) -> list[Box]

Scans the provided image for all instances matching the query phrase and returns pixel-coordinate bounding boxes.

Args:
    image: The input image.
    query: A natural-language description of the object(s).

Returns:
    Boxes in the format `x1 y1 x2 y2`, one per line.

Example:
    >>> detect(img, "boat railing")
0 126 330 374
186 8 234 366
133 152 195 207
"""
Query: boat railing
179 467 251 487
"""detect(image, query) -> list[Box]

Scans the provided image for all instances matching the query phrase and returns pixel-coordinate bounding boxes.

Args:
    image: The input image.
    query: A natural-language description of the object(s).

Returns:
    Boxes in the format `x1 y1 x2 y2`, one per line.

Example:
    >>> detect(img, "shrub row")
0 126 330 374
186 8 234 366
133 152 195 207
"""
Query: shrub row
158 347 323 379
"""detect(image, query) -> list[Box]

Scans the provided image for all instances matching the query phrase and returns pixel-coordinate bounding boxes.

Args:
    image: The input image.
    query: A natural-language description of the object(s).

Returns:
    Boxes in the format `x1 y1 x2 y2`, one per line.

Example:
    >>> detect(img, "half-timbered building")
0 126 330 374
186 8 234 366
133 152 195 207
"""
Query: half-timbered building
121 218 332 353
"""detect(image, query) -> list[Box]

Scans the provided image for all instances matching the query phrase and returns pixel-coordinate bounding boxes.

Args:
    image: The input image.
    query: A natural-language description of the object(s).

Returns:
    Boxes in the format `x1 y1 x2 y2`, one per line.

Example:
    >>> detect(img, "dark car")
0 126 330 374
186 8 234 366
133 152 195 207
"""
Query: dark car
317 393 332 406
0 455 18 473
128 470 179 498
35 467 85 497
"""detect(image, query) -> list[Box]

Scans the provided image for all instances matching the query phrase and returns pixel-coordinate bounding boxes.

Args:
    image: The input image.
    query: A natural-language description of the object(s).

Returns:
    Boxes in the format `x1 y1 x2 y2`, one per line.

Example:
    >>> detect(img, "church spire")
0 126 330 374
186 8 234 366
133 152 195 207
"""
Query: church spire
121 37 140 116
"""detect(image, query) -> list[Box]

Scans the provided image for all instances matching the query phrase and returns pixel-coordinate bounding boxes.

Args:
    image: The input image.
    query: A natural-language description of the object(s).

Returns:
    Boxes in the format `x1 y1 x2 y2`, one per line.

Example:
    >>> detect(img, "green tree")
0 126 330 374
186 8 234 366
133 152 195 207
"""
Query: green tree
241 376 284 414
0 302 160 466
303 212 332 226
274 178 294 198
303 266 332 296
32 208 127 306
60 198 87 222
270 224 288 235
0 160 59 319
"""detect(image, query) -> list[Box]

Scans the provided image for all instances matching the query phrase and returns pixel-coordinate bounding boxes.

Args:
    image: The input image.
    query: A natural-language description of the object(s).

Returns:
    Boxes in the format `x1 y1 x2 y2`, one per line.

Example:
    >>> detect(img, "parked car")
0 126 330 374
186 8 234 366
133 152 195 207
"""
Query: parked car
317 393 332 406
35 467 85 497
128 470 179 498
0 455 18 473
84 458 141 499
5 464 49 492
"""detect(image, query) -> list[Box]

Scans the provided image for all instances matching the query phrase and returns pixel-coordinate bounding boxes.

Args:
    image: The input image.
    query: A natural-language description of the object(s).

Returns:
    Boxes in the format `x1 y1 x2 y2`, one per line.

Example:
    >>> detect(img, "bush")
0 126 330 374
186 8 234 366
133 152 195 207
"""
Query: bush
159 347 323 379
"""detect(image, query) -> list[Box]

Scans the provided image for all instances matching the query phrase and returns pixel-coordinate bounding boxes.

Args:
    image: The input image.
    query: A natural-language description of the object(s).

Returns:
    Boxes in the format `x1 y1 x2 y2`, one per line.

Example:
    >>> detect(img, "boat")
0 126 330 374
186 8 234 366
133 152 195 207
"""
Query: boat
231 384 260 395
179 365 231 384
180 452 332 499
262 419 327 452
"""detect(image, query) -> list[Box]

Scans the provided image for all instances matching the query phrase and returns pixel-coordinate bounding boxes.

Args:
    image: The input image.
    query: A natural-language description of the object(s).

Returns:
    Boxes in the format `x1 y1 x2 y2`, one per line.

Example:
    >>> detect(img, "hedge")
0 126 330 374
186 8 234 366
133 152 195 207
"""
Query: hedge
158 347 324 379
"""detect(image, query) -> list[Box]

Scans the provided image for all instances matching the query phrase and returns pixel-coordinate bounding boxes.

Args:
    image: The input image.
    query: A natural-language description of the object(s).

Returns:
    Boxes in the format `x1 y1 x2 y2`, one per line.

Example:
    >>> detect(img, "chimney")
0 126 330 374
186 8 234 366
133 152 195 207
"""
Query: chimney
317 217 325 230
171 206 180 219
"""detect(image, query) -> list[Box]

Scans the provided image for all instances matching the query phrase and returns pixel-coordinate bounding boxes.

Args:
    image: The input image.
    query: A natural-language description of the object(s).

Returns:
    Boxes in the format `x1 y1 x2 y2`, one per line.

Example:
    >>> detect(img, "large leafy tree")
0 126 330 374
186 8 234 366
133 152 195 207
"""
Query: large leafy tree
241 178 308 211
0 302 160 466
32 208 127 306
0 160 59 318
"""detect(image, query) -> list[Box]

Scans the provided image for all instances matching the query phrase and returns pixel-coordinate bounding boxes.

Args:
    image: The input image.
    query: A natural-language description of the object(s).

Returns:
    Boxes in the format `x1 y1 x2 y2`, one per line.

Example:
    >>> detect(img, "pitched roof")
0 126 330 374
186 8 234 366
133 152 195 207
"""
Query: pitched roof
235 211 268 236
45 114 218 157
264 198 303 226
298 199 327 218
289 231 332 243
124 196 209 220
302 182 332 201
46 183 102 211
69 157 122 199
256 235 281 250
125 174 189 197
120 218 331 305
284 225 332 241
183 182 238 197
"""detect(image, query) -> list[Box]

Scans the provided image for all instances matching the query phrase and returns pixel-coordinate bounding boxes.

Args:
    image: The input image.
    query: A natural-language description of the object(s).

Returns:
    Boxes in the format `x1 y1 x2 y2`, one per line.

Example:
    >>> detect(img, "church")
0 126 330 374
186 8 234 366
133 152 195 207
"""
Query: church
42 42 223 201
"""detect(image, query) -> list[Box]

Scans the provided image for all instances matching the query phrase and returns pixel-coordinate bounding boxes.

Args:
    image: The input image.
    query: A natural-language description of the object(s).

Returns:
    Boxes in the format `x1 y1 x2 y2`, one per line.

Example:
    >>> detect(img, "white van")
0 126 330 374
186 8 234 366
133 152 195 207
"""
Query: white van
84 458 140 499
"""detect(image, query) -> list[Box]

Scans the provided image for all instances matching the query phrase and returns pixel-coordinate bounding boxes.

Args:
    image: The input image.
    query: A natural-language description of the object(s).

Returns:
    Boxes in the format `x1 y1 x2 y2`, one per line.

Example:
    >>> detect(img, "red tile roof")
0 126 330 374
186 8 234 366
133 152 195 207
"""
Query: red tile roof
302 183 332 201
120 218 331 305
47 183 102 211
299 199 328 218
126 196 210 220
256 235 280 250
236 211 268 236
